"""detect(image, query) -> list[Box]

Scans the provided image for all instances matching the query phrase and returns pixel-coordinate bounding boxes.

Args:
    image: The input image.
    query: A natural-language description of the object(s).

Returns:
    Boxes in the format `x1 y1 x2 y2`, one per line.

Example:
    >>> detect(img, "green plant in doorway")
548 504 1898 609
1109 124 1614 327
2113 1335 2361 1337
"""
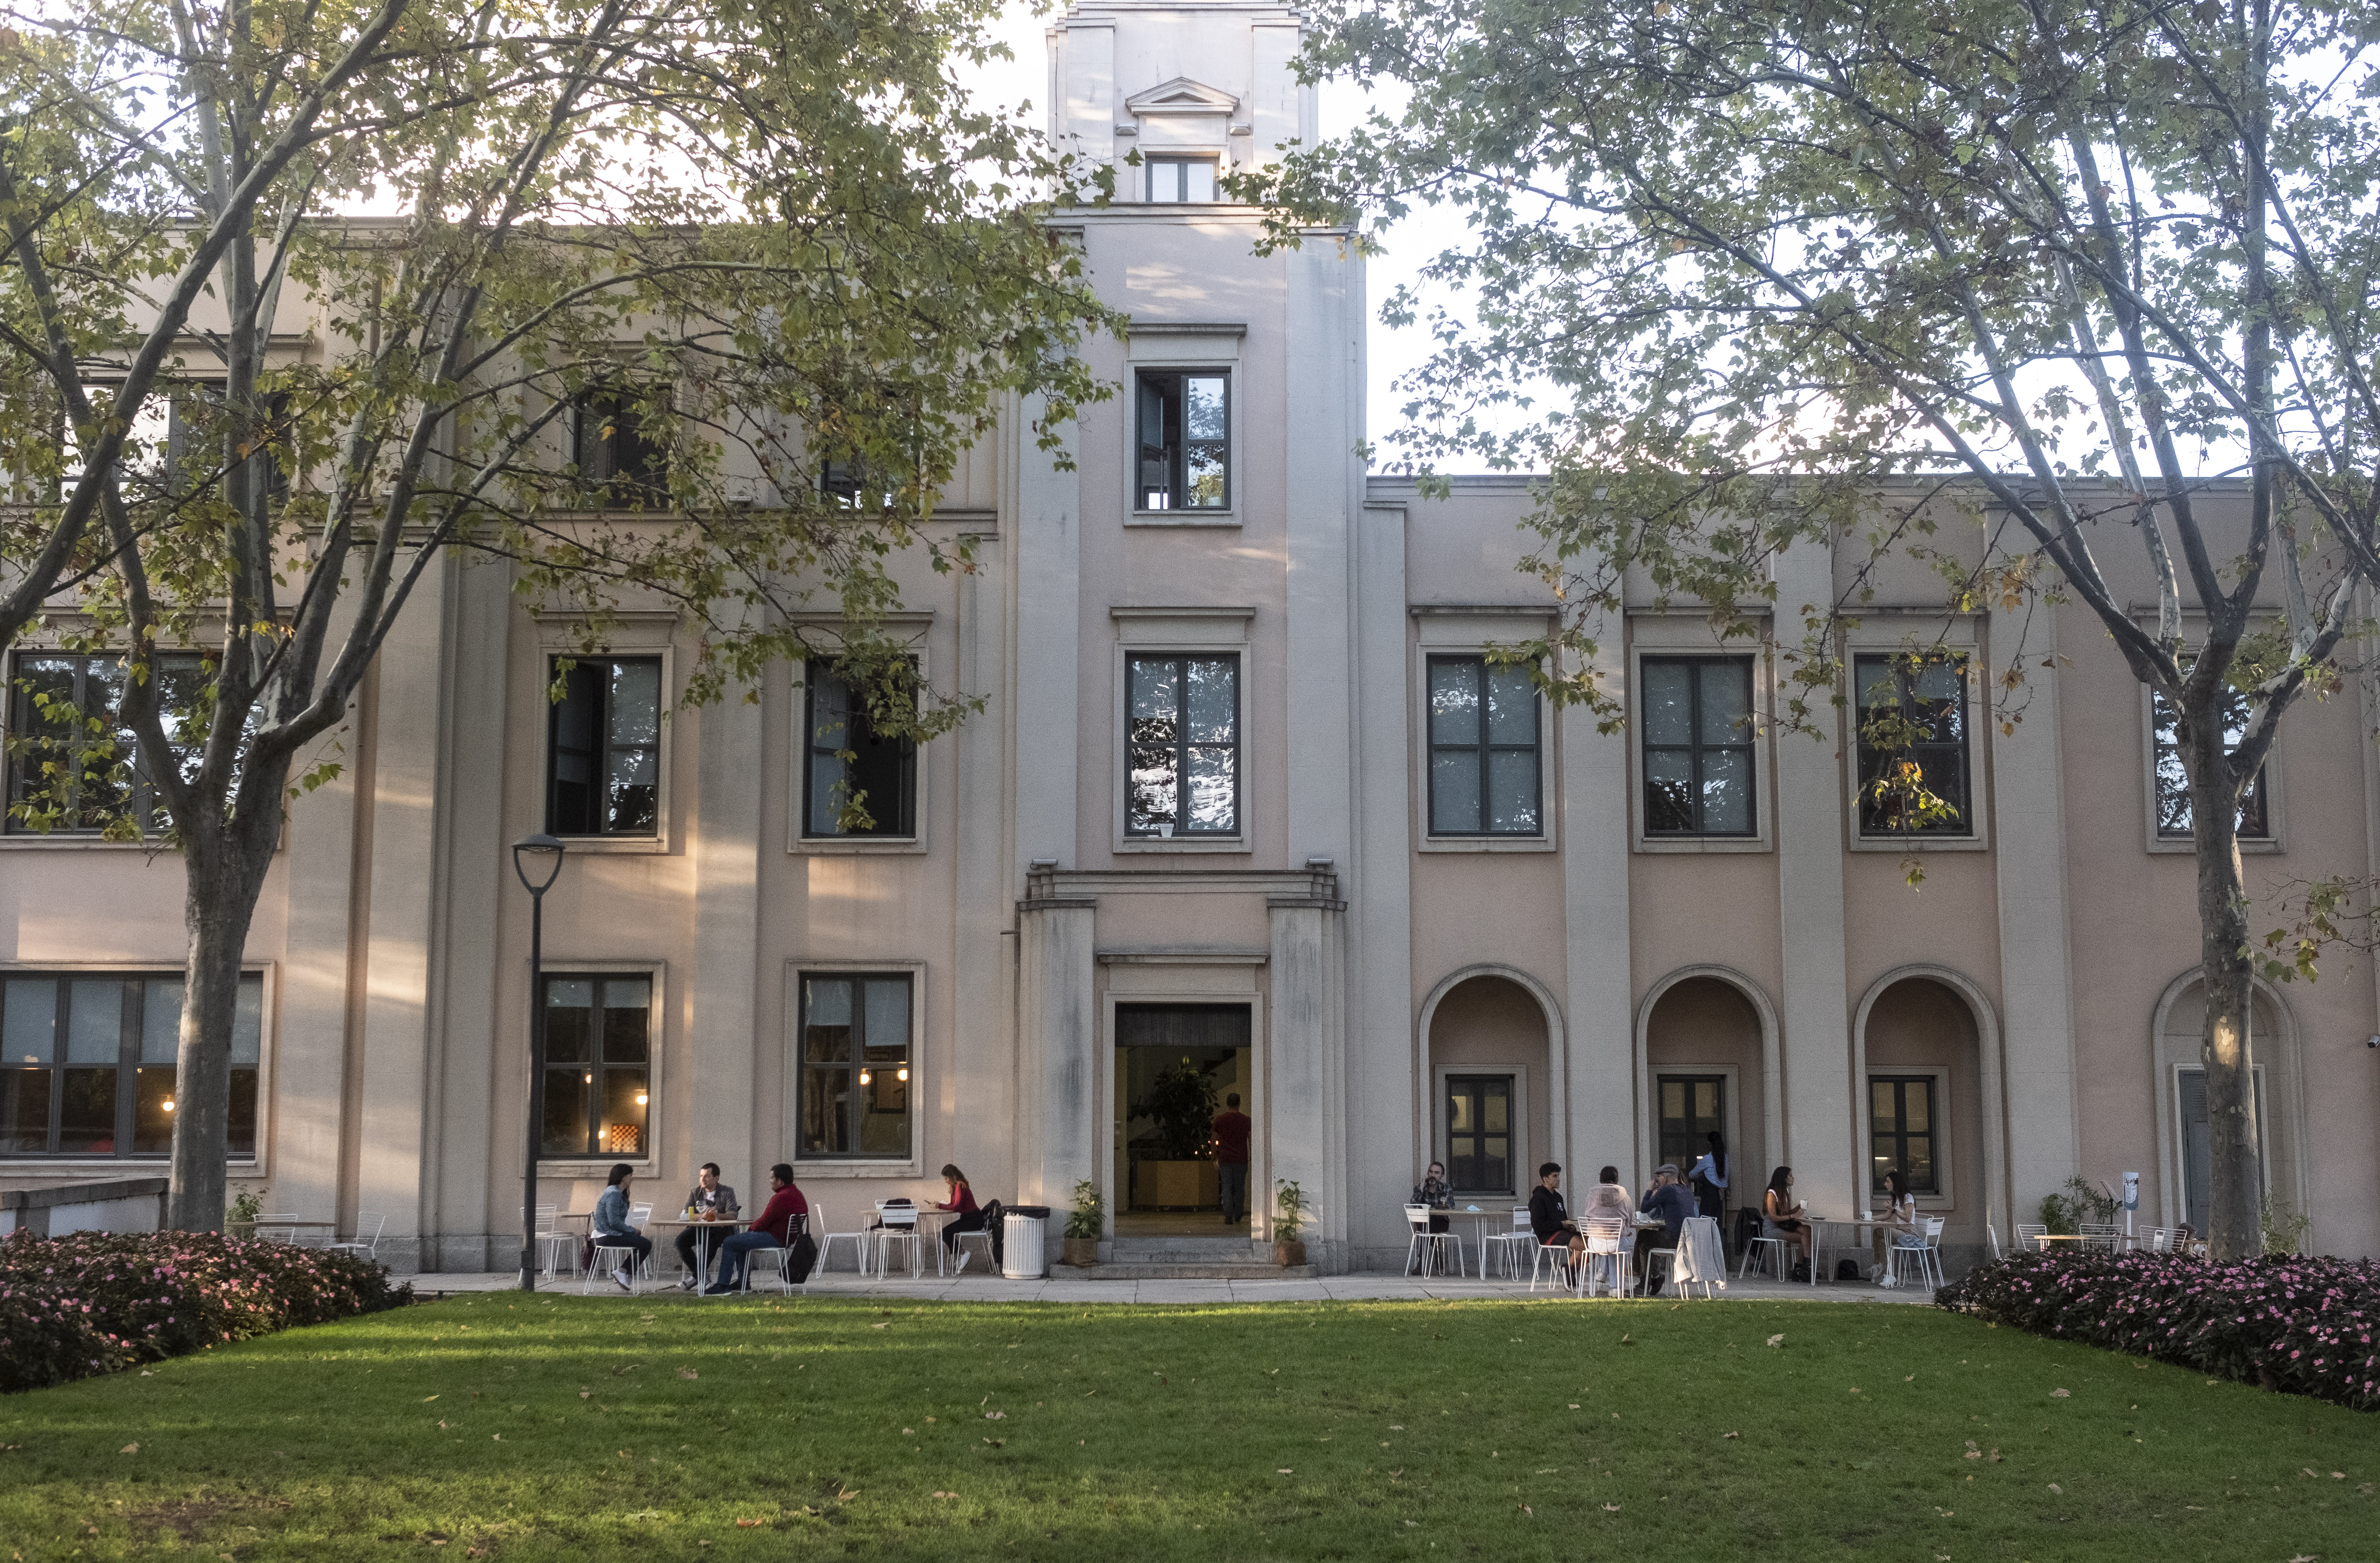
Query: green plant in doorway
1064 1179 1103 1241
226 1187 266 1231
1130 1063 1220 1161
2261 1199 2312 1256
2040 1176 2119 1236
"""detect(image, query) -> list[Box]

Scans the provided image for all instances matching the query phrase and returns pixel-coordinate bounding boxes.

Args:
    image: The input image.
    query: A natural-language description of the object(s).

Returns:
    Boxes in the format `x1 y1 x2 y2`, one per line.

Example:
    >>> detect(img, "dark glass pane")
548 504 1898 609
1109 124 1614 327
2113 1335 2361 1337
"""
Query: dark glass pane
1430 658 1481 747
60 1067 117 1153
600 979 651 1063
804 979 853 1062
800 1062 850 1155
1186 746 1235 833
2 1067 51 1153
3 978 56 1066
542 1067 591 1156
1701 747 1753 833
133 1065 176 1153
227 1067 257 1157
231 978 263 1067
1644 750 1694 832
66 980 123 1064
1695 661 1751 743
599 1068 647 1157
1486 664 1536 746
1488 749 1538 832
140 980 182 1065
1184 659 1235 743
860 1044 909 1155
1431 749 1480 834
604 661 660 834
548 663 602 835
1903 1081 1930 1132
1871 1078 1897 1130
543 978 593 1064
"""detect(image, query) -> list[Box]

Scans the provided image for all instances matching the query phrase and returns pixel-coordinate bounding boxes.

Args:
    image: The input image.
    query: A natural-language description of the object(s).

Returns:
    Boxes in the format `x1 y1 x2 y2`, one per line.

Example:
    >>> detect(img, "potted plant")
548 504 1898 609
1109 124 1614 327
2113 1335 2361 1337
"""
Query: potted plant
1128 1062 1220 1210
1062 1179 1102 1268
1273 1178 1308 1267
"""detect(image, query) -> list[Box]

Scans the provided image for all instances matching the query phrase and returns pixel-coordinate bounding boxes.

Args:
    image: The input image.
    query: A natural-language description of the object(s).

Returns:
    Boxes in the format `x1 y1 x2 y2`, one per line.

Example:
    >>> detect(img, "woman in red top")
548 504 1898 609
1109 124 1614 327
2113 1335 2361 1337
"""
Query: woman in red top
934 1163 987 1271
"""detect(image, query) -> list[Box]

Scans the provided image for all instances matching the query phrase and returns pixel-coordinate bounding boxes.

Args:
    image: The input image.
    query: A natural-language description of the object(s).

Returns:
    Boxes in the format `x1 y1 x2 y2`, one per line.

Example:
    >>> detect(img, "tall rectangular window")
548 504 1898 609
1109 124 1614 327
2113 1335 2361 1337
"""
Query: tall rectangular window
1657 1074 1725 1174
546 657 662 836
1640 656 1755 835
539 975 651 1157
572 388 669 507
6 651 215 835
1126 653 1239 837
1135 370 1229 510
1868 1075 1937 1195
1444 1075 1513 1194
1145 156 1217 203
1854 652 1971 836
803 661 916 837
1427 655 1541 835
798 973 912 1158
0 971 261 1158
2153 687 2270 839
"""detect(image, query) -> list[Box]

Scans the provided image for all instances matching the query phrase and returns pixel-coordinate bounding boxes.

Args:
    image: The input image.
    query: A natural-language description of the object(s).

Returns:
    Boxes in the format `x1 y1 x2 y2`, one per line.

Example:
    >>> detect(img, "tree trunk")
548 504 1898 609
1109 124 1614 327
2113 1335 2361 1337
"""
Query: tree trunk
2182 686 2263 1263
165 794 286 1232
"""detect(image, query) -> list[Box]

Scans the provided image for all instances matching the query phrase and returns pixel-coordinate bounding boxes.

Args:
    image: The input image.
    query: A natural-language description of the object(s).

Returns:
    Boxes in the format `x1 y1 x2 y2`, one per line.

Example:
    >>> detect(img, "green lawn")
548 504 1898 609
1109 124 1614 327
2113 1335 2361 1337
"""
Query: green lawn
1 1293 2373 1561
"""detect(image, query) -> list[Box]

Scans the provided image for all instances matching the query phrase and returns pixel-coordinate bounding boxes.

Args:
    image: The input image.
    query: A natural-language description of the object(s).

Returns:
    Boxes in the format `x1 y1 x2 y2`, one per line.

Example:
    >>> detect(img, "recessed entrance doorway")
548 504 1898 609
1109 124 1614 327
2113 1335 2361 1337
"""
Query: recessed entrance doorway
1113 1003 1252 1238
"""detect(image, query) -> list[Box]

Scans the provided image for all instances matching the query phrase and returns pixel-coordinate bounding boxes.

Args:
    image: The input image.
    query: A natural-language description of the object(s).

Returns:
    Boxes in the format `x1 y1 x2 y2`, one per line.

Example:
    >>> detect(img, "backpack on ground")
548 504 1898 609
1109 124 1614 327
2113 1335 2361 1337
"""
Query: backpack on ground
1790 1258 1813 1283
1834 1258 1861 1281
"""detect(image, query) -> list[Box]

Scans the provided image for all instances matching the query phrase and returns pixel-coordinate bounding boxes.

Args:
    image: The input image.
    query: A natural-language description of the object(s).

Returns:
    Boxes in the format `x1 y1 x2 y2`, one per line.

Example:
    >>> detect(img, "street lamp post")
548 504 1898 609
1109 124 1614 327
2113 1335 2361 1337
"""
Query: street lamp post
512 833 566 1291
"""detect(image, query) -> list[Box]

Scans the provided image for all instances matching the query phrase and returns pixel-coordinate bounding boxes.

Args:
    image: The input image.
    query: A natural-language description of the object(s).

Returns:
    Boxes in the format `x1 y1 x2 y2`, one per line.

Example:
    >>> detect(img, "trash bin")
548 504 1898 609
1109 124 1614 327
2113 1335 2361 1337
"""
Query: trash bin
1002 1206 1051 1279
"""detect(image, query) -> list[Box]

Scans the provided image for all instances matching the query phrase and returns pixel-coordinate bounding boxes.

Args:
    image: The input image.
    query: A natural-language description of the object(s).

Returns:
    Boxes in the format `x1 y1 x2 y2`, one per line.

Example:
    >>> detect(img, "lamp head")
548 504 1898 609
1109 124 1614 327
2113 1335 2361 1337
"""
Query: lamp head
512 832 566 894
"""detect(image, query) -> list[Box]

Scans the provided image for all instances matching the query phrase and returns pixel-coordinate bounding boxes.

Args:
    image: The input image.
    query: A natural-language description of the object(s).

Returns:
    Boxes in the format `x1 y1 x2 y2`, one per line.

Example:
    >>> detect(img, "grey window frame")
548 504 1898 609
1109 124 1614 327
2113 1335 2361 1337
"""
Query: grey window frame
571 387 670 508
1145 156 1218 202
1639 655 1758 837
1443 1073 1514 1195
535 973 653 1159
795 971 913 1160
1124 652 1241 838
1853 652 1973 837
1425 654 1543 836
801 659 917 838
544 656 663 838
1868 1074 1939 1196
2151 686 2270 840
0 970 262 1159
5 650 212 836
1134 370 1231 511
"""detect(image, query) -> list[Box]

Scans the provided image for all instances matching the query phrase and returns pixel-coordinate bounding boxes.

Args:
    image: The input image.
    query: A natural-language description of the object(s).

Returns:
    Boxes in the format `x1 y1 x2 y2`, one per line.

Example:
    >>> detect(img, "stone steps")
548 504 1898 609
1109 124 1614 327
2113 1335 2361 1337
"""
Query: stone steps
1067 1262 1317 1281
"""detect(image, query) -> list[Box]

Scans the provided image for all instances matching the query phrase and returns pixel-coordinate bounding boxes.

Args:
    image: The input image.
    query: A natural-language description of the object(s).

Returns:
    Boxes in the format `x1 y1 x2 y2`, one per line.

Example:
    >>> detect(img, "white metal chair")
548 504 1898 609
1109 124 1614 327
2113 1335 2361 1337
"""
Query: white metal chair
1480 1206 1534 1279
2078 1221 2123 1253
871 1202 923 1279
584 1202 658 1294
734 1217 806 1295
1579 1217 1631 1298
326 1211 385 1262
1739 1227 1787 1281
2014 1222 2050 1253
2141 1226 2175 1254
814 1203 870 1274
1527 1236 1574 1292
1670 1216 1726 1301
252 1213 303 1244
1888 1216 1946 1290
1403 1205 1462 1279
951 1218 998 1276
533 1203 578 1278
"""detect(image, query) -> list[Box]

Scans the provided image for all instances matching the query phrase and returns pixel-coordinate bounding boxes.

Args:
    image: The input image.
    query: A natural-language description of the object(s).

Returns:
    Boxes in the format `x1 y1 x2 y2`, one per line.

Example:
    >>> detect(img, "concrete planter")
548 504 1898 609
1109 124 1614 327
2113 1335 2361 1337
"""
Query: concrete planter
1273 1239 1307 1267
1061 1237 1099 1268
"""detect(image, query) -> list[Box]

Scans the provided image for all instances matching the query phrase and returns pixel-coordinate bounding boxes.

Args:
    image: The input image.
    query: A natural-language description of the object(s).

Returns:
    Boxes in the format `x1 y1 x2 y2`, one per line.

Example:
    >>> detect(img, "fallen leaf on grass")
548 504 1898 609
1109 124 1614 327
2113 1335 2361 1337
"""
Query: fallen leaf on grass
1618 1334 1633 1345
1277 1468 1295 1475
436 1420 448 1430
2050 1389 2070 1398
984 1411 1006 1421
871 1322 889 1330
1723 1432 1740 1440
579 1391 592 1400
677 1368 700 1380
118 1443 138 1454
423 1395 438 1403
1601 1504 1621 1513
1766 1334 1784 1348
2047 1483 2063 1495
734 1518 765 1528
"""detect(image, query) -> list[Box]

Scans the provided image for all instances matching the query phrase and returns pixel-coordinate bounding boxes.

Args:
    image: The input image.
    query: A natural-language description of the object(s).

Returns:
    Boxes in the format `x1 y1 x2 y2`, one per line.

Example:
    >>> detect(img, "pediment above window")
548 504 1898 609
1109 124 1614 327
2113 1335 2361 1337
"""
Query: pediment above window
1124 77 1239 118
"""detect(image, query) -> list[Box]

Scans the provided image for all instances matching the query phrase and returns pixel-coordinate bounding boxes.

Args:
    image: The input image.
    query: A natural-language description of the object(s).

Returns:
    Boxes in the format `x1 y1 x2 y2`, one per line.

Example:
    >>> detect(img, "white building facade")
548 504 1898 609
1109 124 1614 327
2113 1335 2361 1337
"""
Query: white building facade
5 0 2379 1274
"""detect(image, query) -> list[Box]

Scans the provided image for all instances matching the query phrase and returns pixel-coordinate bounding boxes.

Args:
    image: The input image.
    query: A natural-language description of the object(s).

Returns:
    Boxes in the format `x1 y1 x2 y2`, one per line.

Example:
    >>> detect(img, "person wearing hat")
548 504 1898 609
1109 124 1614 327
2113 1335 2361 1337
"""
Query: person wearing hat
1635 1163 1697 1295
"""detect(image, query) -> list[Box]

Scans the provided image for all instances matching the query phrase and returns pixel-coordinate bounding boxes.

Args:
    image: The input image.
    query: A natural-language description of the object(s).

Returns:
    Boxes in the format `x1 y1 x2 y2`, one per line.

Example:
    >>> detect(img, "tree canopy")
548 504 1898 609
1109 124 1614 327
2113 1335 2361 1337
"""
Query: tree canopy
1252 0 2380 1258
0 0 1117 1228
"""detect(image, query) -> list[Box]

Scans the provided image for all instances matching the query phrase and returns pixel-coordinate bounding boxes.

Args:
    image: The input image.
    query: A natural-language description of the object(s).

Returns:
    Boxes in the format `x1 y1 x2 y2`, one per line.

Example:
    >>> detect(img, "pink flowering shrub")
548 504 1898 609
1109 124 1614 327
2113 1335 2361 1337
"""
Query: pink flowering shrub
0 1229 410 1394
1938 1249 2380 1412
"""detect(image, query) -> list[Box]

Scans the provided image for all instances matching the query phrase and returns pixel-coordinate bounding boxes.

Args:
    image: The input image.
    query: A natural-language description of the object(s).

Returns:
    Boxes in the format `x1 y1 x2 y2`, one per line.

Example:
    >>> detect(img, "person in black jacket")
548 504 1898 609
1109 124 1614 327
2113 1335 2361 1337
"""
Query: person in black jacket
1527 1161 1582 1270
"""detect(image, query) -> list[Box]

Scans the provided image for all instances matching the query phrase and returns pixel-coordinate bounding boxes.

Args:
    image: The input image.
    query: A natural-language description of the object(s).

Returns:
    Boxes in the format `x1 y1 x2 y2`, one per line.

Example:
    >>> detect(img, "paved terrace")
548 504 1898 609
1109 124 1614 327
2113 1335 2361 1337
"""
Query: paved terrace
405 1269 1940 1305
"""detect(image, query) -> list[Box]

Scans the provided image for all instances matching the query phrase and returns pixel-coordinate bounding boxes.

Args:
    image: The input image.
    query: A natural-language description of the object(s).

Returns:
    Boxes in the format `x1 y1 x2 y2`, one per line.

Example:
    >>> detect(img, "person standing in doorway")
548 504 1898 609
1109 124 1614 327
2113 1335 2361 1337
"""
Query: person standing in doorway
1689 1131 1729 1226
1213 1092 1252 1224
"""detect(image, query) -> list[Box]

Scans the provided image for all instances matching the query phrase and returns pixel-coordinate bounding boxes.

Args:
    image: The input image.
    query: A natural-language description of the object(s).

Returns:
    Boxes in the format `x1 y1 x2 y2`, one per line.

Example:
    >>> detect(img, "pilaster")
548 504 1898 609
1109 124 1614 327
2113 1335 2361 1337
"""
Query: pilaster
1562 605 1635 1179
1267 866 1348 1272
1015 870 1097 1227
691 688 765 1193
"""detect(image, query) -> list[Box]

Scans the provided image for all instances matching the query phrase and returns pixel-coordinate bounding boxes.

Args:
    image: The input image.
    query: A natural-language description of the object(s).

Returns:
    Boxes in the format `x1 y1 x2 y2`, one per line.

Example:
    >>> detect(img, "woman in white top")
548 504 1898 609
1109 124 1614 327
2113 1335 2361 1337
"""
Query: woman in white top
1871 1168 1923 1278
1579 1164 1637 1252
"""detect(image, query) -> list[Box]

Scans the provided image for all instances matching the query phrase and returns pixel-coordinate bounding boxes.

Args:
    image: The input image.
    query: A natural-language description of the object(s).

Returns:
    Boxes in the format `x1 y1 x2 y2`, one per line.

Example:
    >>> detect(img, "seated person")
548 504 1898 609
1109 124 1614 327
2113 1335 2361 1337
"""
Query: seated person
1578 1165 1637 1247
592 1163 651 1292
1762 1165 1814 1275
1527 1161 1583 1270
933 1163 988 1272
672 1161 741 1291
1635 1165 1697 1294
1871 1168 1923 1278
1411 1160 1454 1236
704 1164 807 1294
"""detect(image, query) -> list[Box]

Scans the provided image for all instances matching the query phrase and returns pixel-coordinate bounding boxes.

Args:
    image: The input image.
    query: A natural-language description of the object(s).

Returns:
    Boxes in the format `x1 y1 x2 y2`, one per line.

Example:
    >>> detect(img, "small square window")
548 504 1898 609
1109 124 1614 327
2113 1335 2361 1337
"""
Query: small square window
1640 656 1756 836
571 387 670 507
1135 371 1229 510
1854 652 1972 836
545 657 662 837
1145 156 1217 203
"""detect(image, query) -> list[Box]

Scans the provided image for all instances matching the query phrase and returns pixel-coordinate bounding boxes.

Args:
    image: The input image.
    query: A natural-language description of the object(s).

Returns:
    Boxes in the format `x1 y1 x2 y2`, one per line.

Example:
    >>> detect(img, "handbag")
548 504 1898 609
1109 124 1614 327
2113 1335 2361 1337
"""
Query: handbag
785 1231 820 1284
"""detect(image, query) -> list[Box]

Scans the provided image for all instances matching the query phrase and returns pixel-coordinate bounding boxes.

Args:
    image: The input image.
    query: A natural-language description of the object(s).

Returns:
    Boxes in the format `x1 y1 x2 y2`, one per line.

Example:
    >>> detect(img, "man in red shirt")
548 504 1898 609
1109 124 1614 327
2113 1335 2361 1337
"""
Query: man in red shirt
704 1163 807 1294
1211 1093 1252 1225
